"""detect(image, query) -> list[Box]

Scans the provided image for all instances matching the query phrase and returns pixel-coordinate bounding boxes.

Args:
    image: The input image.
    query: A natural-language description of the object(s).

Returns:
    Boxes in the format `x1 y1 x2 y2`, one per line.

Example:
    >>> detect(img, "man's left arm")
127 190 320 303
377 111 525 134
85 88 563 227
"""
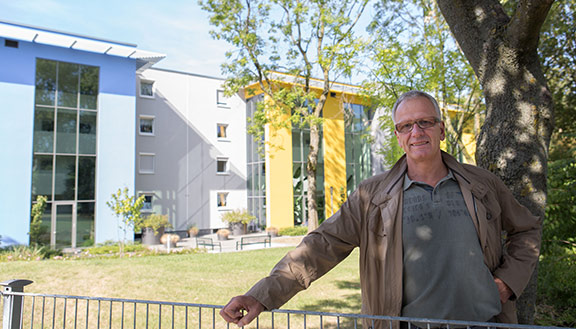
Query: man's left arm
492 179 542 301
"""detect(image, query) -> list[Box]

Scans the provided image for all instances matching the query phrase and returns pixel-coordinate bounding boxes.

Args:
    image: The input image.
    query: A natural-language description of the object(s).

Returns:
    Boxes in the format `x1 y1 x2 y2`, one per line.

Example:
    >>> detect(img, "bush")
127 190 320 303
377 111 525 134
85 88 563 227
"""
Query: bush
86 243 147 255
0 245 61 262
278 226 308 236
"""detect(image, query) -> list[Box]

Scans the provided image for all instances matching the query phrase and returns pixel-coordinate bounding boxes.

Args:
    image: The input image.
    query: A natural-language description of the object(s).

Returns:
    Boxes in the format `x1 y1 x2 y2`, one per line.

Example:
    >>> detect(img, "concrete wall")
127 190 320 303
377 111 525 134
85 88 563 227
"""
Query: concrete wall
136 68 247 232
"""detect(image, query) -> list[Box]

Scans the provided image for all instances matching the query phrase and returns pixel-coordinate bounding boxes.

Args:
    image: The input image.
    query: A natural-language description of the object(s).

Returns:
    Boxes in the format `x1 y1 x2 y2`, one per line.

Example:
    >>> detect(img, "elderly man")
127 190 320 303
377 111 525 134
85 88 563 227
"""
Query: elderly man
220 90 541 328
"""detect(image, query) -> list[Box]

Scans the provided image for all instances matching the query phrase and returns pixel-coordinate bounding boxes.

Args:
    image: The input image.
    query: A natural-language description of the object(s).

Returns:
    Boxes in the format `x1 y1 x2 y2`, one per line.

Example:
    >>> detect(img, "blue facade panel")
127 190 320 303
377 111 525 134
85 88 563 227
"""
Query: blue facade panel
0 37 136 247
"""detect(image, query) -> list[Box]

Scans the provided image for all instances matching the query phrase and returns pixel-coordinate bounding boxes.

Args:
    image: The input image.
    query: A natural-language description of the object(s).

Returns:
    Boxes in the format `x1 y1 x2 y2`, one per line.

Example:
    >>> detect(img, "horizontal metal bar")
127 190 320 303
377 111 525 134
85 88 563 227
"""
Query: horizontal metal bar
1 290 570 329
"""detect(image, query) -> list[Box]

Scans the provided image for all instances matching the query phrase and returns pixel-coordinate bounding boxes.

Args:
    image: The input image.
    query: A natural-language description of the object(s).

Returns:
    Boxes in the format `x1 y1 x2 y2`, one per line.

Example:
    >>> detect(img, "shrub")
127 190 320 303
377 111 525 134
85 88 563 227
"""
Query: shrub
278 226 308 236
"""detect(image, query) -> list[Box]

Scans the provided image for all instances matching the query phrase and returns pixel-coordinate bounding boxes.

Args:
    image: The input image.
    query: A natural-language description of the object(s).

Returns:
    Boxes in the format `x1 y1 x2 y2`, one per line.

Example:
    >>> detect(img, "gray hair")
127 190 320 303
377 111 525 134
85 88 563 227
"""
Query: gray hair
391 90 442 123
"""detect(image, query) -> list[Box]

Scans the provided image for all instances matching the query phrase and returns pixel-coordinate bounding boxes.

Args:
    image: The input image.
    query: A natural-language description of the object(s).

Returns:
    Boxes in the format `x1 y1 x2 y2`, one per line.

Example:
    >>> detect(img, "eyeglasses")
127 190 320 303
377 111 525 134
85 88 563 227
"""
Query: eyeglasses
395 117 440 134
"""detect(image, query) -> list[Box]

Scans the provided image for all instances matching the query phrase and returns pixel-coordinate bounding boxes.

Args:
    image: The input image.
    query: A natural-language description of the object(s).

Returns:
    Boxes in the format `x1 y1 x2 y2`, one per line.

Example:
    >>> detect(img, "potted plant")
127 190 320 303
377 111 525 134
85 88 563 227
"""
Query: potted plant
187 224 199 238
138 214 172 245
266 226 279 238
217 228 230 241
160 233 180 249
221 208 256 236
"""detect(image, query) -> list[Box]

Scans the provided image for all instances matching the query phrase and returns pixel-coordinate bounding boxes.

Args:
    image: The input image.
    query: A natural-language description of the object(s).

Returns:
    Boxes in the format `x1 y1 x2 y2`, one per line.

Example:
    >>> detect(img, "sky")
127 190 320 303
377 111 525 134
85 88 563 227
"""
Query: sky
0 0 233 77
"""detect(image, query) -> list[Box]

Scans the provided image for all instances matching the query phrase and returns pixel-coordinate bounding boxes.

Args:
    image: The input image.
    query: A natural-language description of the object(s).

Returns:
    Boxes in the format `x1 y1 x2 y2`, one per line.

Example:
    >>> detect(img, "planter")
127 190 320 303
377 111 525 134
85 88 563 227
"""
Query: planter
231 223 247 236
142 226 165 245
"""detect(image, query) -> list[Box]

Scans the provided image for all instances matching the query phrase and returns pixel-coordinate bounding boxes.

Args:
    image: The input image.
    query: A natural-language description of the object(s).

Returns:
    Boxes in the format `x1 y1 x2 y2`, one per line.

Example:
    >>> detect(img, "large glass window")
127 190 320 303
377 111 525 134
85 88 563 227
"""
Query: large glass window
345 103 372 195
31 59 99 248
246 96 266 227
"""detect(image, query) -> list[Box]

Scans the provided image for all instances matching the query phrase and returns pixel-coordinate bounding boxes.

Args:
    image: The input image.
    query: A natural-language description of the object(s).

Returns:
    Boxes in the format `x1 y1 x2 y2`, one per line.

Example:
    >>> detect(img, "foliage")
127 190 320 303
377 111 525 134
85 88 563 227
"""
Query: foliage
200 0 369 231
106 187 145 252
29 195 48 246
140 214 172 234
366 0 484 167
0 245 62 262
106 188 145 231
221 208 256 225
536 2 576 326
86 242 148 255
278 226 308 236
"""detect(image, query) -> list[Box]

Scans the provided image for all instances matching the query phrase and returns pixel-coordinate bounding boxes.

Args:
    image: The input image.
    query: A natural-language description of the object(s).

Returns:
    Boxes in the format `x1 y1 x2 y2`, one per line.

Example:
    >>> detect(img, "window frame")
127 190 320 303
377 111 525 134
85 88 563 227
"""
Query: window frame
139 153 155 174
216 157 230 175
139 192 154 213
217 123 229 141
216 89 230 108
139 115 155 136
139 80 155 98
217 191 229 208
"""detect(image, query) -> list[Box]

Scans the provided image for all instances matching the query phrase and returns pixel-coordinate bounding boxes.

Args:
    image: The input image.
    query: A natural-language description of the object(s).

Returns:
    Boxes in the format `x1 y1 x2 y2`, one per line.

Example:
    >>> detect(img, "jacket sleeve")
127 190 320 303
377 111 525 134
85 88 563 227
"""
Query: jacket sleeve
492 177 542 299
246 189 365 310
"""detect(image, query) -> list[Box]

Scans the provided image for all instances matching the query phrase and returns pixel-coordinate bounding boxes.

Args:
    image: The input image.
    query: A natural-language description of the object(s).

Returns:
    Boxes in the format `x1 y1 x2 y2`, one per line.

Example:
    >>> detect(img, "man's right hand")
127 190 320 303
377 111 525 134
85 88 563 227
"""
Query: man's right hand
220 295 265 327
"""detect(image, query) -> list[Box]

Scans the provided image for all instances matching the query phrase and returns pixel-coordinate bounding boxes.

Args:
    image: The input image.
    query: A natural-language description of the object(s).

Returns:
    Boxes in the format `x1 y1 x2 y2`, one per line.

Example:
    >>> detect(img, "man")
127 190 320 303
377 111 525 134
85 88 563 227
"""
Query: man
220 90 541 328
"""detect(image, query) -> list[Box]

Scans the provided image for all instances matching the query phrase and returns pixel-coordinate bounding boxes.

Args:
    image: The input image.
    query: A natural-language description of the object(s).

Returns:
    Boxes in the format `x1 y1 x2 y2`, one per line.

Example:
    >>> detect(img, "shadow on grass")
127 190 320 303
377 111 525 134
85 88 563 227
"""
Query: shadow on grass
300 279 363 328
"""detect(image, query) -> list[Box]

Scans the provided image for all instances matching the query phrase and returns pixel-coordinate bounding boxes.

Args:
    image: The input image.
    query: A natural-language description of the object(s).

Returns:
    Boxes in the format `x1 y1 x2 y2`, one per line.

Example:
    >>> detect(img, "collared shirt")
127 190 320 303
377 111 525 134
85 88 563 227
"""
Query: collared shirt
401 171 501 322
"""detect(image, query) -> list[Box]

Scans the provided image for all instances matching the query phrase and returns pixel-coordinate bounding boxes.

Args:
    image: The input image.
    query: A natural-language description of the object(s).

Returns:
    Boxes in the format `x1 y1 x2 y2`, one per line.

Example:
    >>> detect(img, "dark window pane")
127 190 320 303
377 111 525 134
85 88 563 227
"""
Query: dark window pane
77 156 95 200
57 62 79 107
33 107 54 153
32 155 53 201
55 204 73 248
56 109 77 154
35 59 57 106
77 202 95 246
54 155 76 200
79 66 99 109
79 111 97 154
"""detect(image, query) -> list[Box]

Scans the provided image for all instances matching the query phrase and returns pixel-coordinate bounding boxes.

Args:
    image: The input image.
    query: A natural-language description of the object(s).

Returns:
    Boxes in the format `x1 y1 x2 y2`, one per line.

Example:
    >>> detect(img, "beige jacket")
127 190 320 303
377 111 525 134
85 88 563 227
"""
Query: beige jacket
247 152 541 327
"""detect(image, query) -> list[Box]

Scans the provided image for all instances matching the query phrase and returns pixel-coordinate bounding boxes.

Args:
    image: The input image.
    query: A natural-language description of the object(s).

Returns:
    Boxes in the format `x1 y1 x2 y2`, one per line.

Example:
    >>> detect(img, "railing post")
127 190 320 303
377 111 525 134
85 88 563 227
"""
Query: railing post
1 279 33 329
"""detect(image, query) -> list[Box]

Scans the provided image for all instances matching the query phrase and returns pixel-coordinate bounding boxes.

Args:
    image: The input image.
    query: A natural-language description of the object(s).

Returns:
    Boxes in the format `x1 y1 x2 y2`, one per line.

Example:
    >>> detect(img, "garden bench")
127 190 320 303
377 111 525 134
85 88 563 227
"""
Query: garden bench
196 237 221 252
236 234 271 250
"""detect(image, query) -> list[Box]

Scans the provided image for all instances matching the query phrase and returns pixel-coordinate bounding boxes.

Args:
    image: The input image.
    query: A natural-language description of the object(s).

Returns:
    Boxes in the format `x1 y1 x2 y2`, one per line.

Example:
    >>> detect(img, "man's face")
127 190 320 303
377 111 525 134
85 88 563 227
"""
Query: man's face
394 97 445 164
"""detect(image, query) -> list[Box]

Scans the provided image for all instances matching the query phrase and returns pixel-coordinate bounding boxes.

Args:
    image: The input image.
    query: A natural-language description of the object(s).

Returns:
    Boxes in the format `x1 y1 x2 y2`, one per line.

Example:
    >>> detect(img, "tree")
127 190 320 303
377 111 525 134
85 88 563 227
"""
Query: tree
29 195 48 246
436 0 555 323
537 1 576 325
367 0 484 168
106 187 145 253
201 0 369 231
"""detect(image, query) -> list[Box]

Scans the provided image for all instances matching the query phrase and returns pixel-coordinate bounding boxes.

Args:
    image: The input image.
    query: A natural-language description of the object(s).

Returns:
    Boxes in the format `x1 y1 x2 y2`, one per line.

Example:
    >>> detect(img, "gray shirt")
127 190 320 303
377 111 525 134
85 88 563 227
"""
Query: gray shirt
401 171 501 322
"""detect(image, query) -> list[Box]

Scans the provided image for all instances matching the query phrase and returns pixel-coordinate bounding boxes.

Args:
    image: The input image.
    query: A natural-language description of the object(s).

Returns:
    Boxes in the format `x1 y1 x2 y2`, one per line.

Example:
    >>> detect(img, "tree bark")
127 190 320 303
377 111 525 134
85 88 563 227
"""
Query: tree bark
437 0 555 324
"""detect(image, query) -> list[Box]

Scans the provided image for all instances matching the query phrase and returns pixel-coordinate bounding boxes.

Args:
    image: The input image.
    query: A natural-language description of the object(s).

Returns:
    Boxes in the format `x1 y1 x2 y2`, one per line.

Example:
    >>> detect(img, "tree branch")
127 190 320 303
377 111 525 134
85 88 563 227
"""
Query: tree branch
506 0 555 53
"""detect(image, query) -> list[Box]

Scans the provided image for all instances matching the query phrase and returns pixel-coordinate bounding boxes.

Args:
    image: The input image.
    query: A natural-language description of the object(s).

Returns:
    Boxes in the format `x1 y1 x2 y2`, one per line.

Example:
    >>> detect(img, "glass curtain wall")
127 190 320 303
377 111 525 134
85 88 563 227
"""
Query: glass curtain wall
31 58 99 248
345 103 372 195
292 125 325 226
246 95 266 229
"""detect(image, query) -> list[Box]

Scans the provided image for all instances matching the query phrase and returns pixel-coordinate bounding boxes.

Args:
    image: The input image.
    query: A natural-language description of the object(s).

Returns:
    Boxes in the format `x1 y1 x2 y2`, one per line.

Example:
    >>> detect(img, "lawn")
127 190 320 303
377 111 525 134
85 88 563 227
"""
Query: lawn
0 247 362 315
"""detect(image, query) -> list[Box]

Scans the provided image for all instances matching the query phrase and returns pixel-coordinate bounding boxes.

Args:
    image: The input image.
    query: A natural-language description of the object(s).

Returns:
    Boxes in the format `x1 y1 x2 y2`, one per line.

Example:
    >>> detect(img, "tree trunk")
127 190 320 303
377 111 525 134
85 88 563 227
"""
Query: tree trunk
307 123 320 232
437 0 555 323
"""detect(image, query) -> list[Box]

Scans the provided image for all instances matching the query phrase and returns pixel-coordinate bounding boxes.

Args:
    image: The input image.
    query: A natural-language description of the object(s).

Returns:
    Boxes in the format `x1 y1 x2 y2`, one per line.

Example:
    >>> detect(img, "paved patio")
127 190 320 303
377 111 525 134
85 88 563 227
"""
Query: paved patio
152 233 304 253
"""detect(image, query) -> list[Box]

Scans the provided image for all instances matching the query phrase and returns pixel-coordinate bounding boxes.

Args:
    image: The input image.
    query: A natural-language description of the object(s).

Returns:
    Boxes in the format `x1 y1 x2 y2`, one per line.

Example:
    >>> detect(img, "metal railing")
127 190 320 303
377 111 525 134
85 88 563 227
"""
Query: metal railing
1 280 569 329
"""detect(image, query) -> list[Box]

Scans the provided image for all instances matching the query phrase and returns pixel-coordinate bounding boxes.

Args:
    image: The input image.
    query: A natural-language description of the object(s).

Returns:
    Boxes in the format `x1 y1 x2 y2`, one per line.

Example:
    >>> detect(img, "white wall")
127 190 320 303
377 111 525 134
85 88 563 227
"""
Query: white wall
136 68 247 232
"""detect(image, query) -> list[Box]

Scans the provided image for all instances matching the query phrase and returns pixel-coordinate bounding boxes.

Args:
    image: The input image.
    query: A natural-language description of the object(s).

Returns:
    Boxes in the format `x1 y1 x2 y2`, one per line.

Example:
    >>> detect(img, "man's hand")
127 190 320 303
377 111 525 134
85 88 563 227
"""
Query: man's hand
220 295 265 327
494 277 513 304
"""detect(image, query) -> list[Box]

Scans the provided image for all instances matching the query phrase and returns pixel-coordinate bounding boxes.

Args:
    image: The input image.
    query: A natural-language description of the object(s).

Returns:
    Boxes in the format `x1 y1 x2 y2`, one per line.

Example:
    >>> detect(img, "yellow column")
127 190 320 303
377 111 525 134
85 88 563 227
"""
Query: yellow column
323 94 347 218
265 100 295 229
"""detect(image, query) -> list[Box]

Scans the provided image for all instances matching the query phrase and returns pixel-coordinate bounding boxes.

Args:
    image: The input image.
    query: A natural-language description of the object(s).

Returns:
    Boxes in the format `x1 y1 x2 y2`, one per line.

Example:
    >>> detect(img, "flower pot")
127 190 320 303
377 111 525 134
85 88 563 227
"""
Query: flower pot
231 223 246 236
142 226 165 245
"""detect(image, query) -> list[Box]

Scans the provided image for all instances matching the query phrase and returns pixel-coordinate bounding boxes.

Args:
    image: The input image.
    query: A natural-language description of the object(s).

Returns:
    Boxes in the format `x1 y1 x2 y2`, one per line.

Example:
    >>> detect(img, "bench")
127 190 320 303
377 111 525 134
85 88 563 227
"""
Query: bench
236 234 272 250
196 237 222 252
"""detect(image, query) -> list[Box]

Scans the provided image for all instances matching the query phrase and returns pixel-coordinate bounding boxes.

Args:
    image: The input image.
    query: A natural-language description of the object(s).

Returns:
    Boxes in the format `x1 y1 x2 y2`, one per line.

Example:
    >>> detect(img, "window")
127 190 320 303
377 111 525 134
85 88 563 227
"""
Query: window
139 153 155 174
139 116 155 135
217 158 229 174
217 192 228 207
217 90 230 107
217 123 228 139
141 194 153 212
140 80 154 98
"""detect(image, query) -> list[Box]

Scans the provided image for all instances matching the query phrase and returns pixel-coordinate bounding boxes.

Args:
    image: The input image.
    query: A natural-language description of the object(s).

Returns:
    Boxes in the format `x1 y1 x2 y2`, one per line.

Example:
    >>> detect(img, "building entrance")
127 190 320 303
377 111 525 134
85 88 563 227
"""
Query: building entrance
51 202 77 249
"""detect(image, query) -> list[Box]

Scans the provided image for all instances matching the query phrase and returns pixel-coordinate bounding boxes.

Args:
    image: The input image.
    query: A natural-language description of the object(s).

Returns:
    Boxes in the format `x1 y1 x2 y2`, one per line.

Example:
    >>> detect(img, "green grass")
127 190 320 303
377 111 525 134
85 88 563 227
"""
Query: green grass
0 247 361 313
